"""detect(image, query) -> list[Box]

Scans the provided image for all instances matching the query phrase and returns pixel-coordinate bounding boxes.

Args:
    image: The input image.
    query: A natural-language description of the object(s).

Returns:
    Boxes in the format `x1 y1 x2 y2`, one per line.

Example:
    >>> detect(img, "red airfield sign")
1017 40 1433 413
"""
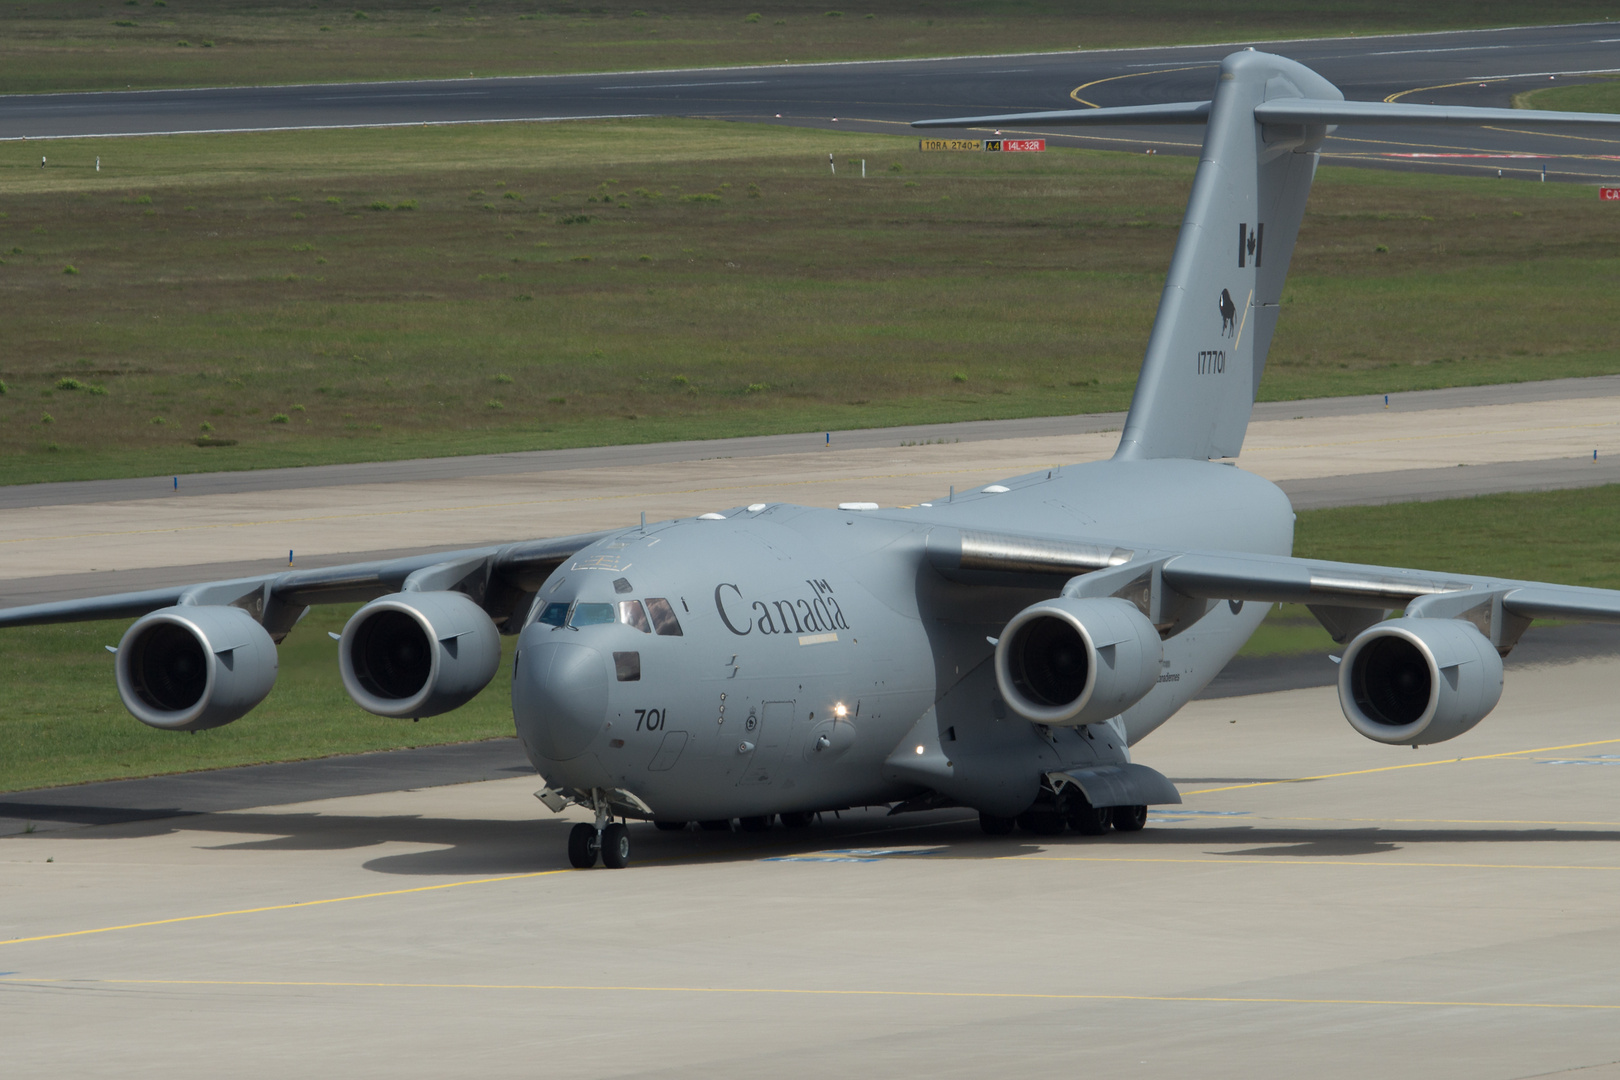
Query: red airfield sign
1602 187 1620 201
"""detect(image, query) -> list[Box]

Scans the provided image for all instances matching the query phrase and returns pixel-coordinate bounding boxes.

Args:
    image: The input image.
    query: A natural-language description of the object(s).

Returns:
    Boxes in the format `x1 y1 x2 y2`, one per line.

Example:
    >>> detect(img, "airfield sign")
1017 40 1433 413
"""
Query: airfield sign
1603 187 1620 201
918 138 1045 152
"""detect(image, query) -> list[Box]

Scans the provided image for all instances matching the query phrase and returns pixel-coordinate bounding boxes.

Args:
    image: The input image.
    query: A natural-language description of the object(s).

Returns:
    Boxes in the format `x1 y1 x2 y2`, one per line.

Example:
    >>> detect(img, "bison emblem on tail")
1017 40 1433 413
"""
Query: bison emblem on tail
1218 288 1236 337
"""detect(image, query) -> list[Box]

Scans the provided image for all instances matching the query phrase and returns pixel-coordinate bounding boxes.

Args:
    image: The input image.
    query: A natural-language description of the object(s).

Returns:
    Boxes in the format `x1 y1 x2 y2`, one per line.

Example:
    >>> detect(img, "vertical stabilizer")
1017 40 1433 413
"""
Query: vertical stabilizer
913 51 1620 460
1112 51 1338 461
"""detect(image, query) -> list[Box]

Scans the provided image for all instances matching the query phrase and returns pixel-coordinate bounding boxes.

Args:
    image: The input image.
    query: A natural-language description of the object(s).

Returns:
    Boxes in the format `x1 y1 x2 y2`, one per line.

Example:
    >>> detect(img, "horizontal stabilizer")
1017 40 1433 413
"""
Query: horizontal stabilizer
914 98 1620 134
912 101 1212 128
1253 98 1620 128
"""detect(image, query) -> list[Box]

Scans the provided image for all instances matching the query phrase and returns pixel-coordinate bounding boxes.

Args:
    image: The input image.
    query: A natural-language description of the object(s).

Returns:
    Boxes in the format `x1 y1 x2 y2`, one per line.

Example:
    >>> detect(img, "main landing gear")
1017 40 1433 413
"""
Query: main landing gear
978 804 1149 837
568 792 632 869
566 808 826 866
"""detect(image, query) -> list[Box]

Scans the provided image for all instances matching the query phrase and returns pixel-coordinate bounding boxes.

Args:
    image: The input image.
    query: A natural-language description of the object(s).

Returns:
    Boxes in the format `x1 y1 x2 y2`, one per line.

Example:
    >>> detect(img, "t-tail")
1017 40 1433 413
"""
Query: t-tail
915 49 1620 461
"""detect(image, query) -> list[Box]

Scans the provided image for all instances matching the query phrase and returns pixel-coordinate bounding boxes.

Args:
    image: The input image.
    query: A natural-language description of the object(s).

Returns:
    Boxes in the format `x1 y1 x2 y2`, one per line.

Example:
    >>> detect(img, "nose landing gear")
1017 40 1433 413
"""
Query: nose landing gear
567 790 633 869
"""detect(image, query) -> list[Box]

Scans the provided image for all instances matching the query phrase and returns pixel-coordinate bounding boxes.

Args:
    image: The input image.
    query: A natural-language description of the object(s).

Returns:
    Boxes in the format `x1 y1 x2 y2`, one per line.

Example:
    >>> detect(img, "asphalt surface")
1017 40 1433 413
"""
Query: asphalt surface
3 23 1620 182
7 658 1620 1079
0 739 534 836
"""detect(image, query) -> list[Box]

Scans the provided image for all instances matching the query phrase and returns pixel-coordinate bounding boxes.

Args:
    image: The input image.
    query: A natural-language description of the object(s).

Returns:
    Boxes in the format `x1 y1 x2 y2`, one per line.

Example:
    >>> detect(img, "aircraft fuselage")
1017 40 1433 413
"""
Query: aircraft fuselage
513 457 1293 822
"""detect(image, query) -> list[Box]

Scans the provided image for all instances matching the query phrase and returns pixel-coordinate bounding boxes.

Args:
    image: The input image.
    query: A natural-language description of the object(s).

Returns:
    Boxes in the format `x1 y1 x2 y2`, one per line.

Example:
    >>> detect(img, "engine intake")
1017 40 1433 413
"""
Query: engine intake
1339 618 1503 746
339 591 501 718
115 606 278 731
994 596 1162 726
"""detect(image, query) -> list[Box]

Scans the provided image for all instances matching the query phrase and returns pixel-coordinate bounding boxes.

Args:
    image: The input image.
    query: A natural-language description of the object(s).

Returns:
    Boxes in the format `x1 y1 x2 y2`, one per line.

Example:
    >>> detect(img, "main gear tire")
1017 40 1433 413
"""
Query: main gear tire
978 812 1017 836
1068 804 1112 836
1017 809 1068 836
567 822 599 868
1112 805 1149 832
601 823 631 869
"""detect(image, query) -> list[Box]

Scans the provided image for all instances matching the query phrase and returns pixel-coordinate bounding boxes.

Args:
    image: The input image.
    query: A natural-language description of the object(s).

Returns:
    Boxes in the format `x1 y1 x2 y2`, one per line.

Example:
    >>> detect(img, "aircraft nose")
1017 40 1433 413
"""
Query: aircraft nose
513 638 609 761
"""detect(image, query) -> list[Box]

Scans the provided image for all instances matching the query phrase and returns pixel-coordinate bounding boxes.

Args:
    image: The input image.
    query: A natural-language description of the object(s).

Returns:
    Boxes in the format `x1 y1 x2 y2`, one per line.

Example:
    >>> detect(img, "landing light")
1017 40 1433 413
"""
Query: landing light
834 702 848 718
915 745 925 755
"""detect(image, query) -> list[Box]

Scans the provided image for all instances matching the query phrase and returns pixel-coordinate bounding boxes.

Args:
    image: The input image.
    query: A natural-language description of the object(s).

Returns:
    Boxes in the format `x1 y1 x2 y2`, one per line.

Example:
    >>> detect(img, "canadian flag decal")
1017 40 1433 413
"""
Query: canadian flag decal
1238 222 1264 268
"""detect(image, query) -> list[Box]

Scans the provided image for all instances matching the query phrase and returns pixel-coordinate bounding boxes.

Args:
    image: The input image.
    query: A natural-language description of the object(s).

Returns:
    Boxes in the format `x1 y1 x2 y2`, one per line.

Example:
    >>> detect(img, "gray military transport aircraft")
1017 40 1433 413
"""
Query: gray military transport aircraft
7 51 1620 869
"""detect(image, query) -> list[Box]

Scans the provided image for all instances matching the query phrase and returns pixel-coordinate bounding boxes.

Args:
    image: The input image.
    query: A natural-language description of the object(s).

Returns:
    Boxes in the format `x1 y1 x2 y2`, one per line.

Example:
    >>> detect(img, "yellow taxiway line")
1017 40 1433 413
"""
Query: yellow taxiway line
2 977 1615 1012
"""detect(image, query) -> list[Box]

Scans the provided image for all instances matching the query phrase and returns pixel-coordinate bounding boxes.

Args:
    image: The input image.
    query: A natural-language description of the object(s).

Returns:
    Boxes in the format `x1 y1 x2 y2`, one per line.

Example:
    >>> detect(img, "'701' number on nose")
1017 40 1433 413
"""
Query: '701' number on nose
635 708 666 731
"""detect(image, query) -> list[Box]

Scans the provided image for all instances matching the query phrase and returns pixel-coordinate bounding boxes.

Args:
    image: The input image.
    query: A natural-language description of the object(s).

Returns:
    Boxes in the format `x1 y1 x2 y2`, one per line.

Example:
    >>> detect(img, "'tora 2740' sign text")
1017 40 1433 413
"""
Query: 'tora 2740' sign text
919 138 1046 152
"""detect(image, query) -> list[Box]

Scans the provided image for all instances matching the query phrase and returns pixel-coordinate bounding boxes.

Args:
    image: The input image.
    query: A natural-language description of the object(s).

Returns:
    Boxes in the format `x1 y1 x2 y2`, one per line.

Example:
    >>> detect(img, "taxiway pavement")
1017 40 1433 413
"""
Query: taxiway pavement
3 375 1618 607
4 656 1618 1079
3 23 1619 183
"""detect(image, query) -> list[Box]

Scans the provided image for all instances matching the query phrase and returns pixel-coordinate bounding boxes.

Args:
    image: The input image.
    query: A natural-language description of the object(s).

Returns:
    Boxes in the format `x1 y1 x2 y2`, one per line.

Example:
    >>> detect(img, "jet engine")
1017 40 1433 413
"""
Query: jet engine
338 591 501 718
994 596 1162 726
114 605 278 731
1339 618 1504 746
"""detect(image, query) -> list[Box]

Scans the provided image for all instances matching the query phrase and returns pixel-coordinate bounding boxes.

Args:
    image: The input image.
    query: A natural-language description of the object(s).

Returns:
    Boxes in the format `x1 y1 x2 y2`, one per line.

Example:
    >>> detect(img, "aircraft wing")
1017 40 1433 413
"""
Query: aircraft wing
925 525 1620 644
0 529 616 638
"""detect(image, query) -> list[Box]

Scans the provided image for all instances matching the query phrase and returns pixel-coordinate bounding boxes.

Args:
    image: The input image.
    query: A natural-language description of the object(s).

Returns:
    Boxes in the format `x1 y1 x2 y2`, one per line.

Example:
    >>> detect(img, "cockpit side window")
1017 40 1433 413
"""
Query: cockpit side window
645 597 684 637
538 602 570 628
569 603 616 627
618 600 652 633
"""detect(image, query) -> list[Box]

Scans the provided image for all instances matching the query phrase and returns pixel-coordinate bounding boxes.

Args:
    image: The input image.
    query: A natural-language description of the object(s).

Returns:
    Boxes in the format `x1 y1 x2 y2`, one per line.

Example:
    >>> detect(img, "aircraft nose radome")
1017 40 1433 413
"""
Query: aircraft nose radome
514 640 608 761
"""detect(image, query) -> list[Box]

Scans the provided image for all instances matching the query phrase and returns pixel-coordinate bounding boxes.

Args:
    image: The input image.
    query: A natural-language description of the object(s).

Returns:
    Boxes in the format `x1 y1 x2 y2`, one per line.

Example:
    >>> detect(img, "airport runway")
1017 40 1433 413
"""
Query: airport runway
3 23 1619 182
5 656 1619 1079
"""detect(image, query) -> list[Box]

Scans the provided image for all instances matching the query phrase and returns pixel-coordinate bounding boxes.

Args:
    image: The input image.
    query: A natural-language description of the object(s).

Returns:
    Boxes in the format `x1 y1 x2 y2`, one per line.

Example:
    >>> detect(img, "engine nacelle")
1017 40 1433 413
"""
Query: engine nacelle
994 596 1163 726
339 591 501 718
1339 618 1504 746
115 605 278 731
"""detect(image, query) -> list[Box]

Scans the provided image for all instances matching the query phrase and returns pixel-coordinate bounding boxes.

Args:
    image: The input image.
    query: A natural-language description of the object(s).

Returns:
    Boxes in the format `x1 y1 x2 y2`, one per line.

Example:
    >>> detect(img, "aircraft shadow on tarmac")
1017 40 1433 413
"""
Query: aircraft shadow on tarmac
15 810 1619 876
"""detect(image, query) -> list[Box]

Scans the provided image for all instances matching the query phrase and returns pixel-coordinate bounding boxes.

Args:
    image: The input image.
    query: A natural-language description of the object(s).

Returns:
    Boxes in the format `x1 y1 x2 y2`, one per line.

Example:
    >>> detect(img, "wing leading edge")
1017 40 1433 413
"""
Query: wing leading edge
0 530 615 639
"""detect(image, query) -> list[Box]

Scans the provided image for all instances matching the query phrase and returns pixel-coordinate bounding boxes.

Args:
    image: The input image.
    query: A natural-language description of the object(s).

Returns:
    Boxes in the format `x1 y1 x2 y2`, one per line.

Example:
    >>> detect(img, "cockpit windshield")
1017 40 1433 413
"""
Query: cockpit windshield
569 603 616 627
536 598 682 634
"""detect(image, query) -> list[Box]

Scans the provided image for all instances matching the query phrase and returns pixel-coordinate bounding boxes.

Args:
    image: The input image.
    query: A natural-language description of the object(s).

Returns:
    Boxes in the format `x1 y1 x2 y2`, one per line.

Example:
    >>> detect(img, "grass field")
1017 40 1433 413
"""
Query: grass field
1523 76 1620 113
4 1 1617 94
4 484 1619 793
4 120 1619 485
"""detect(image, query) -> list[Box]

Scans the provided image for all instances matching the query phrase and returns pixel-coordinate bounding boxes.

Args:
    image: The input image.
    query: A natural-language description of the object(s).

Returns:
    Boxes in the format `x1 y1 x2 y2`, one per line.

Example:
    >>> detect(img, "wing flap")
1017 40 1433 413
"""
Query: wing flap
1161 552 1471 608
1503 586 1620 623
